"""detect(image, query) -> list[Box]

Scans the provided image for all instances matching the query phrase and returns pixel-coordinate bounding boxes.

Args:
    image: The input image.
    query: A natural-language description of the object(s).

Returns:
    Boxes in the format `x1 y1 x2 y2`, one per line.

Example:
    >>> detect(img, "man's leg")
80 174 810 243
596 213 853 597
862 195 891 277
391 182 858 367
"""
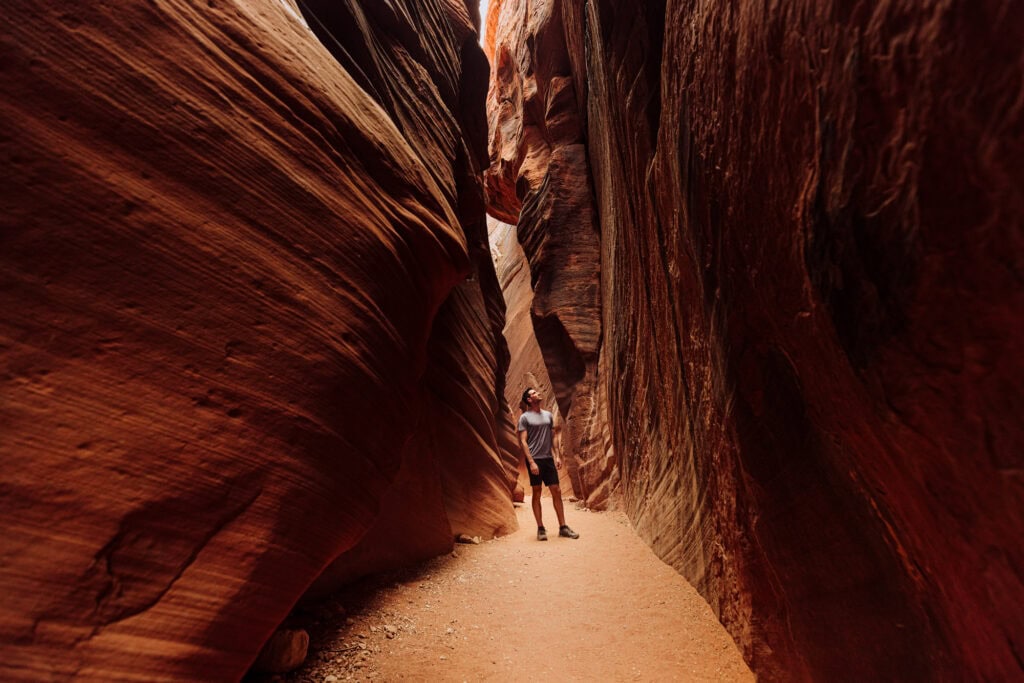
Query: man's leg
550 484 567 527
531 485 544 527
549 484 579 538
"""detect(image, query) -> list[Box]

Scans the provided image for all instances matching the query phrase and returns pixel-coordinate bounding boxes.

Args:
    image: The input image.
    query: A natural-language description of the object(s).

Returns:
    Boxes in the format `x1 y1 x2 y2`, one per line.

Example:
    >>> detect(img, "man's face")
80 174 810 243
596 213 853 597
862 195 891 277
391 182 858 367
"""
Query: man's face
527 389 541 406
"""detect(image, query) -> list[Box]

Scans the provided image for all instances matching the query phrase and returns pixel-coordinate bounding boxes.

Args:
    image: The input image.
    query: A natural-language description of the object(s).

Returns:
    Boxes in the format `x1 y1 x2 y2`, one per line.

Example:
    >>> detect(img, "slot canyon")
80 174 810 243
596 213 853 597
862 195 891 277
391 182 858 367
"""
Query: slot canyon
1 0 1021 681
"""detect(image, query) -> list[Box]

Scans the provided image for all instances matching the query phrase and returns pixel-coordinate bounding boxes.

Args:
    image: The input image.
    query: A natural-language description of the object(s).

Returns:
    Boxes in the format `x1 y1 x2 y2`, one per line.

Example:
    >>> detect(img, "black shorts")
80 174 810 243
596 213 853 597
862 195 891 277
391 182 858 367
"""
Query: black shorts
528 458 559 487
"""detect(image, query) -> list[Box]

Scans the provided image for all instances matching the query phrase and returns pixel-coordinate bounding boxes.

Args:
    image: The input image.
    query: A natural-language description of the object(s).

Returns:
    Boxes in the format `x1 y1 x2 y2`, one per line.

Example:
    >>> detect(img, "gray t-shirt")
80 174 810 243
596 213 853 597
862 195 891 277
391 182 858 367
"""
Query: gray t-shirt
518 409 554 459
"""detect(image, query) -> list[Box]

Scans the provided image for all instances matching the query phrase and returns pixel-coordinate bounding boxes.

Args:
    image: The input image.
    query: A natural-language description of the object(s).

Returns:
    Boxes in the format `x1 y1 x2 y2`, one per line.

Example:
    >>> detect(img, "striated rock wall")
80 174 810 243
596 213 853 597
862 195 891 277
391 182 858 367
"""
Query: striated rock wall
489 0 1024 679
0 0 515 679
488 216 574 498
297 0 520 591
484 0 614 509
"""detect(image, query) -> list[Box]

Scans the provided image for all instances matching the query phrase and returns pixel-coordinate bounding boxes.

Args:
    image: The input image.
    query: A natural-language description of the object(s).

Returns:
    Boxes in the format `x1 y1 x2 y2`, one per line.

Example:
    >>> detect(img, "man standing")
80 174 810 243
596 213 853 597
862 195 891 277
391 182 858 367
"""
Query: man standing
518 387 579 541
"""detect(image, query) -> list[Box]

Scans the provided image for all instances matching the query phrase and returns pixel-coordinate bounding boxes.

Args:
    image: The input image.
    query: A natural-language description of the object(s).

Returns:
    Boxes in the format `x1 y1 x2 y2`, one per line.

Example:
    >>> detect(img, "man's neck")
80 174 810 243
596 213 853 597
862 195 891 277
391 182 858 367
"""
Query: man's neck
530 404 542 412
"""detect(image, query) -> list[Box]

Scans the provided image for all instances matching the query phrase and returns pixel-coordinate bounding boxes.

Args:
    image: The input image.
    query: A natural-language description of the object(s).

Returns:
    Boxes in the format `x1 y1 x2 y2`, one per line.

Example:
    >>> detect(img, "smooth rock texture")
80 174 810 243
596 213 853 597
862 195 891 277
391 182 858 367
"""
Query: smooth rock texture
488 217 576 497
298 0 520 594
488 0 1023 680
0 0 515 680
484 0 613 508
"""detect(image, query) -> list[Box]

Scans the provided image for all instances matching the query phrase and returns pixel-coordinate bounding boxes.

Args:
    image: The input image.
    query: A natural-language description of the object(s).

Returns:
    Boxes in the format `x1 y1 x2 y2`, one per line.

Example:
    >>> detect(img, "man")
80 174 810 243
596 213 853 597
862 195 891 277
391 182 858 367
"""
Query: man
517 387 579 541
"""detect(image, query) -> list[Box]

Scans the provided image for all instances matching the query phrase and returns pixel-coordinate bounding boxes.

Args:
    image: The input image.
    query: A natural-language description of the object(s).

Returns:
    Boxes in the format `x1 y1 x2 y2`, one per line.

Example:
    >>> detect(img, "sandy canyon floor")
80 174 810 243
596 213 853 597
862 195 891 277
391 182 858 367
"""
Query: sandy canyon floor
261 502 754 682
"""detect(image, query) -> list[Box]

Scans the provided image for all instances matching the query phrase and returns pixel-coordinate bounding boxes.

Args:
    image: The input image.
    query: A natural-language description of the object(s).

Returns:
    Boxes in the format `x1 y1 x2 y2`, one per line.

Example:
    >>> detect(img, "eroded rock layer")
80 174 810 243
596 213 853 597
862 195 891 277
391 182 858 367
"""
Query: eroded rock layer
296 0 519 593
488 0 1024 680
488 217 575 498
0 0 515 679
484 0 613 508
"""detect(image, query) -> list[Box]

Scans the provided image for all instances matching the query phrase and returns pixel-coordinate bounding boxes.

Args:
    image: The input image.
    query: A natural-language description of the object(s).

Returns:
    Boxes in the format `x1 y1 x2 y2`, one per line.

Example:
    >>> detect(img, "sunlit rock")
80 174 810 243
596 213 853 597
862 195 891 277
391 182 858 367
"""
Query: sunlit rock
484 0 613 508
488 217 577 498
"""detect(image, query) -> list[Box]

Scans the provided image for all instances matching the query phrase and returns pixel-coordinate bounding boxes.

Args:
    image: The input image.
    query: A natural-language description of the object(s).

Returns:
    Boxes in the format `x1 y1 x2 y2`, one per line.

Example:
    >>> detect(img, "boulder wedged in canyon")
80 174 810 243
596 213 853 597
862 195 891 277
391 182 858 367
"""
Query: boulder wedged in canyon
485 0 613 508
489 0 1023 680
0 0 514 679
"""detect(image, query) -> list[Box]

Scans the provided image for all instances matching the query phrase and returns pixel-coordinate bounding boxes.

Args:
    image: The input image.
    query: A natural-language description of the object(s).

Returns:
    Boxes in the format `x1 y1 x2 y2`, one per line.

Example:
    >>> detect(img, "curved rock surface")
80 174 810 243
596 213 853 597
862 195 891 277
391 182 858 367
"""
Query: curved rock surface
0 0 515 679
484 0 613 508
488 0 1023 680
488 216 576 498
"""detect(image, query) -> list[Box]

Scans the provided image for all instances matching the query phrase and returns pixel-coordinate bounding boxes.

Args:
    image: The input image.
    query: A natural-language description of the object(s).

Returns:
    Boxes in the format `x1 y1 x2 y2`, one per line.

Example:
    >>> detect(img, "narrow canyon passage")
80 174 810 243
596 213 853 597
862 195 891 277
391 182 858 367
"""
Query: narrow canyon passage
270 504 753 682
2 1 1020 681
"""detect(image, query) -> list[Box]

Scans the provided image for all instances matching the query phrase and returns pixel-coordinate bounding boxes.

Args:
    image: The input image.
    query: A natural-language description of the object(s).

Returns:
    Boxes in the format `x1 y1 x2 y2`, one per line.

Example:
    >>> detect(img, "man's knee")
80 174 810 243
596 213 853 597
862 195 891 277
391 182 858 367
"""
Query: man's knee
549 485 561 496
532 485 543 495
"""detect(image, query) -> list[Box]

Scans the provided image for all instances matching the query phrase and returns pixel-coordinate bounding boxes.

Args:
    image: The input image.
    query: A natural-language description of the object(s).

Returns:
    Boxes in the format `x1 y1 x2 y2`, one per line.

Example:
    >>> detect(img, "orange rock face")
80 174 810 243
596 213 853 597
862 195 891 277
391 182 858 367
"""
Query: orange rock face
0 0 515 679
488 216 578 498
484 0 614 508
489 0 1024 680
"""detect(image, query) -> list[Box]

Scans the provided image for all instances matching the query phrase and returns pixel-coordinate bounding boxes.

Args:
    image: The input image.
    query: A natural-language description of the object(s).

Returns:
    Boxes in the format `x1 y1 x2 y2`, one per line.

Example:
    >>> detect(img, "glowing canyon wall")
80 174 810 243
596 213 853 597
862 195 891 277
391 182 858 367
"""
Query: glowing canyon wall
485 0 615 509
0 1 515 679
485 0 1023 680
488 216 574 499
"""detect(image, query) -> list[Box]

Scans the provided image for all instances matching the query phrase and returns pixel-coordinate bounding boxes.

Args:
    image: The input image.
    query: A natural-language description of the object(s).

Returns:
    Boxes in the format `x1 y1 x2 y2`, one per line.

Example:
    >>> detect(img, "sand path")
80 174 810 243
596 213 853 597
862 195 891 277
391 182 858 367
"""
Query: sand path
276 501 754 682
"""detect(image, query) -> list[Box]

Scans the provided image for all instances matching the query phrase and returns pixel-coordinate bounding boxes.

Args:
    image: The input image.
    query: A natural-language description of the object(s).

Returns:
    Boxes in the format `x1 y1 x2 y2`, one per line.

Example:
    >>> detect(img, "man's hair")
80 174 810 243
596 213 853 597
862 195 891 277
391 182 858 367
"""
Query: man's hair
521 387 534 405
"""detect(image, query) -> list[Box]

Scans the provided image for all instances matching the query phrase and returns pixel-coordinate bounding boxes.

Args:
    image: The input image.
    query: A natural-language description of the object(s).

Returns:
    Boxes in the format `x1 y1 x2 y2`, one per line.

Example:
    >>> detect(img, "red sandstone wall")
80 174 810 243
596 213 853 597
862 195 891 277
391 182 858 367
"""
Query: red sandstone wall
297 0 520 592
489 0 1024 679
0 0 515 679
484 0 615 509
488 216 580 499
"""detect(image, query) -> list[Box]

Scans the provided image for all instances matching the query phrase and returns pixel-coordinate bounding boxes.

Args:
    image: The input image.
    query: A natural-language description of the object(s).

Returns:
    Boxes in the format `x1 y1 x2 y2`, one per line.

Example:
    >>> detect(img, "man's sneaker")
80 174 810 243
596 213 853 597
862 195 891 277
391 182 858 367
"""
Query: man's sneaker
559 525 580 539
537 526 548 541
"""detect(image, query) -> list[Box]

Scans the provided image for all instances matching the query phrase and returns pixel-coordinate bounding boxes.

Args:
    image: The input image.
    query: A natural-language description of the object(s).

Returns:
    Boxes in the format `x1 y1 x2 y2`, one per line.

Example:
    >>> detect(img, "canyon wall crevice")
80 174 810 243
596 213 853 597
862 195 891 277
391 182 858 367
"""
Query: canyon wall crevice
1 0 515 679
488 217 564 499
488 0 1024 680
484 0 615 509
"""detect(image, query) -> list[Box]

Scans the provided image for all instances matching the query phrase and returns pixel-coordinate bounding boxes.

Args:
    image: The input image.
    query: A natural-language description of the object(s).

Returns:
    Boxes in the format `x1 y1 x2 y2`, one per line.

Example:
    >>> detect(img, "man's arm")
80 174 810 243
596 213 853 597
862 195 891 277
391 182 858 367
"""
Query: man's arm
519 429 539 475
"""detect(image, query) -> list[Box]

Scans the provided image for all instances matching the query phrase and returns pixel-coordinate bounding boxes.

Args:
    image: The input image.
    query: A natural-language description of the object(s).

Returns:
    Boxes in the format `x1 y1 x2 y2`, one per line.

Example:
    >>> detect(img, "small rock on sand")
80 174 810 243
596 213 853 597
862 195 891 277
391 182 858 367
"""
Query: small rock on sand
251 628 309 674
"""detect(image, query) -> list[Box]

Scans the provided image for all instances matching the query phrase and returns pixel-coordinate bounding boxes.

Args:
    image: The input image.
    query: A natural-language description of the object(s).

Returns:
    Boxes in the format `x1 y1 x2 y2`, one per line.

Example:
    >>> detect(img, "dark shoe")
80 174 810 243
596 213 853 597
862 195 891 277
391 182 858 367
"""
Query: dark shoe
537 526 548 541
559 525 579 539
